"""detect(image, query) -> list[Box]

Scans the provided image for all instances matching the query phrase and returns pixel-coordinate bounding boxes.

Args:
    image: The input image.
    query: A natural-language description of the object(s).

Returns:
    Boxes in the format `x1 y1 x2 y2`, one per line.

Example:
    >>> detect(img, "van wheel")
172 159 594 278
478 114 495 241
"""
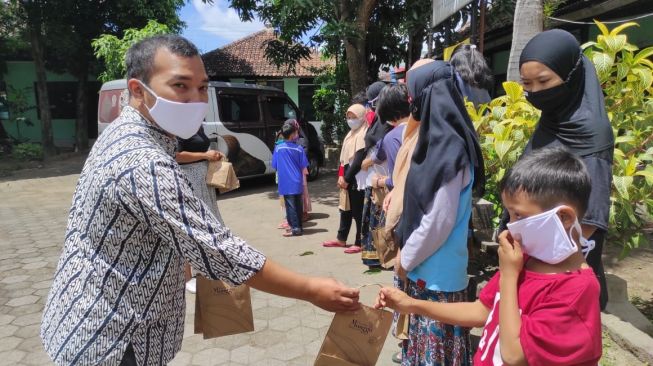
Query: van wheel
307 155 320 181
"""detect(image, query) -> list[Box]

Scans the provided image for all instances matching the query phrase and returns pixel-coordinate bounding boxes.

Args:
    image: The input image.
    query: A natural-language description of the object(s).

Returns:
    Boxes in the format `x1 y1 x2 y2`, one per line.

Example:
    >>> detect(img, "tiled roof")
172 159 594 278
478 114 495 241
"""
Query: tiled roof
202 28 334 78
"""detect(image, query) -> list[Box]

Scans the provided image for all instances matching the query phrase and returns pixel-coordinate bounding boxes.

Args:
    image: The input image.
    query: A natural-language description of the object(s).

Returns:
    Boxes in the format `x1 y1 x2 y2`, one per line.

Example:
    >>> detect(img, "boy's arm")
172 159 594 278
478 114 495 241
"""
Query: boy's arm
497 231 527 366
375 287 489 328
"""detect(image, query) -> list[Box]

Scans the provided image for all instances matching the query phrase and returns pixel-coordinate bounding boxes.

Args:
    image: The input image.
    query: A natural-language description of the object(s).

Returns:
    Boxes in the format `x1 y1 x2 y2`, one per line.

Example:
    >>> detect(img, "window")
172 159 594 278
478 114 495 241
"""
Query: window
217 94 260 123
298 84 318 121
267 97 297 121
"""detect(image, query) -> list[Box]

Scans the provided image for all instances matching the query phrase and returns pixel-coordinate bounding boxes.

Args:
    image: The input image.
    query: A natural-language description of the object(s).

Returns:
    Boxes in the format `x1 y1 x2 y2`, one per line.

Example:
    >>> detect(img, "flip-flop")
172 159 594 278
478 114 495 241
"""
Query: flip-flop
322 240 347 248
392 351 402 364
344 246 362 254
277 221 289 229
282 231 294 237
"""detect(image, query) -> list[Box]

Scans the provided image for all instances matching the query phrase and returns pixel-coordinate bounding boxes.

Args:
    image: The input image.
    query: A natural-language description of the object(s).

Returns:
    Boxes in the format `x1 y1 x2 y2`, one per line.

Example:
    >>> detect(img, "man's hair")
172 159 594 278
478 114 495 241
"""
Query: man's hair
125 35 199 83
500 146 591 215
376 84 410 123
281 120 297 139
450 44 493 90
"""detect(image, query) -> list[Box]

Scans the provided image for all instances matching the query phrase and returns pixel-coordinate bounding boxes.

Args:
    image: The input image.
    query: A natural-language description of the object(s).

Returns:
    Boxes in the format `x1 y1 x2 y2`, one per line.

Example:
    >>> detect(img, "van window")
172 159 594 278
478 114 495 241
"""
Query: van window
267 97 297 121
218 94 260 123
98 89 125 124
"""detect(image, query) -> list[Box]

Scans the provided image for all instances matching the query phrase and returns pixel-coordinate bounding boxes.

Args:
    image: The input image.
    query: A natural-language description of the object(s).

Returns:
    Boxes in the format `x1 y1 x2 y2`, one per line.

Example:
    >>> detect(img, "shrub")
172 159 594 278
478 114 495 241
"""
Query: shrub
468 21 653 256
12 143 43 161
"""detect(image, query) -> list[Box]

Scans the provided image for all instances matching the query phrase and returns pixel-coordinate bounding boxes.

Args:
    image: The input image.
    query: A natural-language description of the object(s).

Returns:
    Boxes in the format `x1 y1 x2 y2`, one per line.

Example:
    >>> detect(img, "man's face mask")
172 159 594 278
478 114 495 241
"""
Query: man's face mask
507 205 595 264
139 81 208 139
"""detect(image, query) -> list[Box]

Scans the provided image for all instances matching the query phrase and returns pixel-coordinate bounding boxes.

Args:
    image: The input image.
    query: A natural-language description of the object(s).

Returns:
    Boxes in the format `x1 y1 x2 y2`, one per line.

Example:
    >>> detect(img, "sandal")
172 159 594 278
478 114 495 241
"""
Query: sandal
322 240 347 248
344 246 362 254
277 221 289 229
392 351 402 364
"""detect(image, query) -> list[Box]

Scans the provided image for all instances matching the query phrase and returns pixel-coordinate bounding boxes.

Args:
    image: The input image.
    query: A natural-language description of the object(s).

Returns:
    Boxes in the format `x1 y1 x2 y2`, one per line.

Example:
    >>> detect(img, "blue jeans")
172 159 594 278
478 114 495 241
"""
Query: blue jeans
284 194 303 235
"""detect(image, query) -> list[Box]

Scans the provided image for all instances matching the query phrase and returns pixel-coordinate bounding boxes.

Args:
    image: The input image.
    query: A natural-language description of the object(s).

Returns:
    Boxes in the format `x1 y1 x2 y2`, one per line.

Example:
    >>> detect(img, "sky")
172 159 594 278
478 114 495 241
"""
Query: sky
179 0 266 53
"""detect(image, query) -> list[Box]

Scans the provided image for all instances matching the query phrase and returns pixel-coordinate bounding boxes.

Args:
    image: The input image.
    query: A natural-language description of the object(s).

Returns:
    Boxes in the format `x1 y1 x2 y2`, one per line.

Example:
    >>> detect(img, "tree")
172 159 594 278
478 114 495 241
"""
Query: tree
92 20 172 83
506 0 543 81
48 0 184 151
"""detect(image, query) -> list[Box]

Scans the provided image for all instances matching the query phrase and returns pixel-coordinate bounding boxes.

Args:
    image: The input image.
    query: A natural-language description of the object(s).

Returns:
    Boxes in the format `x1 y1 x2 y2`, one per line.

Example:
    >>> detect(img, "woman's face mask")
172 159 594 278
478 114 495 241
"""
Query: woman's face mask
524 83 572 113
347 118 364 130
507 205 595 264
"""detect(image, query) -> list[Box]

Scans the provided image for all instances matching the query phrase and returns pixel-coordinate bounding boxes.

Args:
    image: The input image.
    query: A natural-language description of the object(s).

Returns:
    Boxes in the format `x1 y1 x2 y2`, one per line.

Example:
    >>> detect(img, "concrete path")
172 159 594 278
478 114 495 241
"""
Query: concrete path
0 170 644 365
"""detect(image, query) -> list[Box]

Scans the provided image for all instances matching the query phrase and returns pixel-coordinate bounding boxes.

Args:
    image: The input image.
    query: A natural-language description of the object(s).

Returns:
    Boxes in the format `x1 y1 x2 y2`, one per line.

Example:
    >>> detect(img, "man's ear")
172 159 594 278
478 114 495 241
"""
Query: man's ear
557 206 578 230
127 79 145 101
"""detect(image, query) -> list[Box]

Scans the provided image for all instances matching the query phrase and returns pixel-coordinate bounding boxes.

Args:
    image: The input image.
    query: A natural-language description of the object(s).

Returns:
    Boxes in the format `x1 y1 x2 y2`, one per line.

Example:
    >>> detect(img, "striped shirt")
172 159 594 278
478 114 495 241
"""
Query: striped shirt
40 106 266 365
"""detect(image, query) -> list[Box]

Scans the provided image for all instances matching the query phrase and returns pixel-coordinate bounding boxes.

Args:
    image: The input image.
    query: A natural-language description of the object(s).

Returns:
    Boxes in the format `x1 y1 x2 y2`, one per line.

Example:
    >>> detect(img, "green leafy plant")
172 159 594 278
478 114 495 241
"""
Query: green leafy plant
5 86 35 143
312 65 351 145
92 20 171 83
583 20 653 256
12 142 42 161
469 21 653 256
466 81 540 221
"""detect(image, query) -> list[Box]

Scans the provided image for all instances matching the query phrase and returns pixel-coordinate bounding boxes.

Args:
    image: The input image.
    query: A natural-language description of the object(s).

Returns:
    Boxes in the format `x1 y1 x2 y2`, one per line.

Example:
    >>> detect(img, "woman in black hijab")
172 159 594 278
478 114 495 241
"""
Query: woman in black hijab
394 60 484 365
518 29 614 310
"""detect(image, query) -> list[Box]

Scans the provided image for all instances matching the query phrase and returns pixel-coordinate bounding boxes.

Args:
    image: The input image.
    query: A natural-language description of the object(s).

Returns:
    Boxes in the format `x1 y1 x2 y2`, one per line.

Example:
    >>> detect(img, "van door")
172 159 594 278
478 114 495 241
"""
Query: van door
264 95 300 148
211 91 269 177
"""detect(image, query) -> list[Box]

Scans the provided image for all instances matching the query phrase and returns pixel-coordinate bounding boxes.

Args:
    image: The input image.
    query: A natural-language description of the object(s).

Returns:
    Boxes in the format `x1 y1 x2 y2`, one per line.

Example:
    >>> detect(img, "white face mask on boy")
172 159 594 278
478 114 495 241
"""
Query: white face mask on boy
139 81 208 139
507 205 595 264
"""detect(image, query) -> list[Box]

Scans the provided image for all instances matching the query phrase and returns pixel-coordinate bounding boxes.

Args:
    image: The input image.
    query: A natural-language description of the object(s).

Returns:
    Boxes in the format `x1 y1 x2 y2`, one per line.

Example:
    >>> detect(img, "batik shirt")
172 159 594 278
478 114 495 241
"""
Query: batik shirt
40 106 266 365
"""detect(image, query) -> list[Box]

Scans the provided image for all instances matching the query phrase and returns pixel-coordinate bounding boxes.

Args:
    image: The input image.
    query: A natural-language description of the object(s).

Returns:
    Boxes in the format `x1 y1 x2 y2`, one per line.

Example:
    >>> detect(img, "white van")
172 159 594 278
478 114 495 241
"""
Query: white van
97 80 324 180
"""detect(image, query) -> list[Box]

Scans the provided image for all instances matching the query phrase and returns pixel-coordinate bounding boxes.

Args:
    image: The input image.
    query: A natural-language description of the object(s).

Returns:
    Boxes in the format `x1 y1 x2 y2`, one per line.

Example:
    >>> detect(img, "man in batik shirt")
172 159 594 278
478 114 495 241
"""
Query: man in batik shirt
41 35 360 366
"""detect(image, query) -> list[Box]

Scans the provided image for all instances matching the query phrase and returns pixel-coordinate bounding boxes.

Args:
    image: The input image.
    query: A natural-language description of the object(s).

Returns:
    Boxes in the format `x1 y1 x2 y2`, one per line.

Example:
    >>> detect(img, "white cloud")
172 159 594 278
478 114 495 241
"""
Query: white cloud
190 0 266 42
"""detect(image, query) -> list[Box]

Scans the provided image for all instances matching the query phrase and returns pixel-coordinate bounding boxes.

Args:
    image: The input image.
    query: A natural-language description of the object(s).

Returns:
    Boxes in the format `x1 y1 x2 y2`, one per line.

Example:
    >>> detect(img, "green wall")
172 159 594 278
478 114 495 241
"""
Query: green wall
1 61 77 146
283 78 299 105
491 50 510 76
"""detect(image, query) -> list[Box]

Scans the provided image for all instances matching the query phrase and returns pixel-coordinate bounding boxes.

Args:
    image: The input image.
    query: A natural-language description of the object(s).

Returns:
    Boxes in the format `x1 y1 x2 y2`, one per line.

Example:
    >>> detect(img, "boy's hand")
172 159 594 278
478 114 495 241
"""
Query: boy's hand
374 287 412 313
498 230 524 280
337 176 348 189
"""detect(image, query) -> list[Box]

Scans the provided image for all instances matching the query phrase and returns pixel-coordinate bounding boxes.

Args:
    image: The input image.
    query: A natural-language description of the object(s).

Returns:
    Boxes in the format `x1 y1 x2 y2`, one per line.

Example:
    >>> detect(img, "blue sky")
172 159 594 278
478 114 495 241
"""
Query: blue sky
179 0 266 53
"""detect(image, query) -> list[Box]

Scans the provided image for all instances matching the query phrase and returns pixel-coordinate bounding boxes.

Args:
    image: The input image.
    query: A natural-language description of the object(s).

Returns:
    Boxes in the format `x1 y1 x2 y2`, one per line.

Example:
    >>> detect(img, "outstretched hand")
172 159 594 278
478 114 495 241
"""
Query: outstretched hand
308 277 361 312
374 287 412 313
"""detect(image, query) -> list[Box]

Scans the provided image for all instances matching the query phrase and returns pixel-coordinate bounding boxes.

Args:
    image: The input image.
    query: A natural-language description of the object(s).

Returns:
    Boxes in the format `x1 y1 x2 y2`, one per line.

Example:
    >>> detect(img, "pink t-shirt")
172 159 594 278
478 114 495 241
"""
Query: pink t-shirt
474 267 602 366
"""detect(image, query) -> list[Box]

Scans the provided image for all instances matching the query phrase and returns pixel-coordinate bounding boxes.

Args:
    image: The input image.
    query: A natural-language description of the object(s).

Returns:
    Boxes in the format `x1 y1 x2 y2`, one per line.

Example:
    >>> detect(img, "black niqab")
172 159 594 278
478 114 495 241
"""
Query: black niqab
397 61 485 247
520 29 614 156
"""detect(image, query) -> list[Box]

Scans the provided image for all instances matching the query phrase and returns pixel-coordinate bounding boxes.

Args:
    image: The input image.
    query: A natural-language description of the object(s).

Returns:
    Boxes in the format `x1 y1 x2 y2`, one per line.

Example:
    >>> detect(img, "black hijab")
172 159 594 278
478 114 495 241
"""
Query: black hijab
396 61 485 247
520 29 614 156
364 82 393 151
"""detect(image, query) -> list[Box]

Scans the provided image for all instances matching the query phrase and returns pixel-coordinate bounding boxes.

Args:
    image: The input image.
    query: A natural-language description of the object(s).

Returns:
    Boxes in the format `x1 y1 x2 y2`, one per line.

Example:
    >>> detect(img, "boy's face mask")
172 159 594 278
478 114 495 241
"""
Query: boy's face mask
507 205 595 264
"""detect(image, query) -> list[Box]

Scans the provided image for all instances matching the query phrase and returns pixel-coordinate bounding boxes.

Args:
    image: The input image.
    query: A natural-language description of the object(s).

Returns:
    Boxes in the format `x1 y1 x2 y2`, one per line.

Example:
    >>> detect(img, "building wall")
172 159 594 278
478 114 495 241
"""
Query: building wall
1 61 78 146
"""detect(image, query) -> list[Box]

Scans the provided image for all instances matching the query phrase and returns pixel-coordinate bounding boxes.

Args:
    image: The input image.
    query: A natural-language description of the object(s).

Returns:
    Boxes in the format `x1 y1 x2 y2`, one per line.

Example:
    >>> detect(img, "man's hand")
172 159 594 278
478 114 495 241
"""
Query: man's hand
307 277 360 312
361 158 373 171
205 150 223 161
374 287 413 313
497 230 524 280
382 190 393 212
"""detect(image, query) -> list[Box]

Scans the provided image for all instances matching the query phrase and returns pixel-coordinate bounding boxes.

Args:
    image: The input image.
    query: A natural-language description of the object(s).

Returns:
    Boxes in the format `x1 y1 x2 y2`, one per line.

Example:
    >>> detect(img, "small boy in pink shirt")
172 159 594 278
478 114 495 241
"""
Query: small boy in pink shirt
376 147 602 366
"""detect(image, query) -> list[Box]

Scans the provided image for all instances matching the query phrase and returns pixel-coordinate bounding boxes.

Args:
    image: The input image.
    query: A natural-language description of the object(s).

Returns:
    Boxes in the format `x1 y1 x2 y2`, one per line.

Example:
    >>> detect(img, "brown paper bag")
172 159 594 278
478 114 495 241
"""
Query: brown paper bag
193 276 254 339
314 305 393 366
338 188 350 211
394 313 409 340
373 227 397 269
206 160 240 193
371 186 386 206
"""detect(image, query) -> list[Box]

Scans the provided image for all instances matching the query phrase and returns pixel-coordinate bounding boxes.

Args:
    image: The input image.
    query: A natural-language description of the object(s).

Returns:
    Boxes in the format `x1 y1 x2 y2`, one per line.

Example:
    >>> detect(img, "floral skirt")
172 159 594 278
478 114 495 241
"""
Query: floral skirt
180 161 224 225
361 187 384 266
402 279 472 366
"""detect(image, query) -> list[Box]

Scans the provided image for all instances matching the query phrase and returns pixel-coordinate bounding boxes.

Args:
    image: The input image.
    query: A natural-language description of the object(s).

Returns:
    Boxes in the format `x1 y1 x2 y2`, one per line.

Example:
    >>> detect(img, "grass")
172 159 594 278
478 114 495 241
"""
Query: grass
631 295 653 324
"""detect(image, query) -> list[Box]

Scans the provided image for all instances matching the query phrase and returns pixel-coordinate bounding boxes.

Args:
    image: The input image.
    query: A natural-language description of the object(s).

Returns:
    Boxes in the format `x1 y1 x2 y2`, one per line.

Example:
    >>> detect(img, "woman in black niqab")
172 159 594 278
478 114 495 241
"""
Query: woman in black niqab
517 29 615 310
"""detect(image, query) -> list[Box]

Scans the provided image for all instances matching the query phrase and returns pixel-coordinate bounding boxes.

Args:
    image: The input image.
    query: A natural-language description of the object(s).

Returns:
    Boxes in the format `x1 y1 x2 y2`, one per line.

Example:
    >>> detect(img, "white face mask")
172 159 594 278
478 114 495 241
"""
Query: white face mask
507 206 595 264
139 81 208 139
347 118 364 130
